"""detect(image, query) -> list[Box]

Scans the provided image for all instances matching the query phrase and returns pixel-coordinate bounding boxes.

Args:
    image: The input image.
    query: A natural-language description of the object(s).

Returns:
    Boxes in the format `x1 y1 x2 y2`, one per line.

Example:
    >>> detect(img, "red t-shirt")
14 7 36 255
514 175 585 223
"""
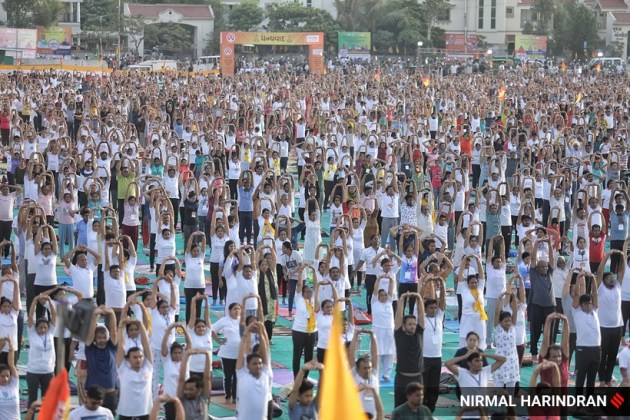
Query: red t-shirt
589 233 607 263
537 354 569 388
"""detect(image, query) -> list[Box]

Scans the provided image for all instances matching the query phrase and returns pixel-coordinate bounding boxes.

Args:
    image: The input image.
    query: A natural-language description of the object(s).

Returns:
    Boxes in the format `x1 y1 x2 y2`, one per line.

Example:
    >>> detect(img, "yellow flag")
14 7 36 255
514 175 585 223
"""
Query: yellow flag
576 91 583 104
320 311 368 420
561 62 567 72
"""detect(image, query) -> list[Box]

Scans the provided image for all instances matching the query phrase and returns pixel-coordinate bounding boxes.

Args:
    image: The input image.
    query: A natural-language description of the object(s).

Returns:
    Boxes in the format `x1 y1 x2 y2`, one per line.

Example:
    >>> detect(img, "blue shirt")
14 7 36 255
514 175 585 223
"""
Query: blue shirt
610 210 629 241
75 219 88 246
85 341 118 389
238 186 254 212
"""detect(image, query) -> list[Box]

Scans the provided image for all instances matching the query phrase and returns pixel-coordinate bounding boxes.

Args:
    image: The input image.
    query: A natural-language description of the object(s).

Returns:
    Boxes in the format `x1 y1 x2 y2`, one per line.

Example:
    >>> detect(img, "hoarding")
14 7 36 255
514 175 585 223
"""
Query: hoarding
338 32 371 60
36 26 73 57
444 34 479 53
514 35 547 59
220 32 324 76
0 28 37 58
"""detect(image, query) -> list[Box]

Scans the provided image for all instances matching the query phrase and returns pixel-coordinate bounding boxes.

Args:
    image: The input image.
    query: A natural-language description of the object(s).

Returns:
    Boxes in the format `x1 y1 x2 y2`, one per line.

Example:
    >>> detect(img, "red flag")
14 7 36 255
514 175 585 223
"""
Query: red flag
39 368 70 420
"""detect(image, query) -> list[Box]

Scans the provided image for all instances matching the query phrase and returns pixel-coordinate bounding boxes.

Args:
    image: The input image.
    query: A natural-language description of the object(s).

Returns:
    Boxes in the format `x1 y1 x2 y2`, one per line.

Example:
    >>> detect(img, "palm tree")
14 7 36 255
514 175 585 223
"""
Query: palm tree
334 0 364 31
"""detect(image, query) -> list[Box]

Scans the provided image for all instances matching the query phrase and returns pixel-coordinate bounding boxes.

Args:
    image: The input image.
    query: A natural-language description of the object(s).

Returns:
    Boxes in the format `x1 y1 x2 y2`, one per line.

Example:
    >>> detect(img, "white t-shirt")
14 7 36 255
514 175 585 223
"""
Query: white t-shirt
150 307 176 349
156 235 176 264
27 326 55 373
485 265 506 299
188 327 213 372
70 263 96 298
236 365 272 420
157 277 182 313
184 254 206 288
456 365 492 391
104 272 126 309
316 312 333 349
572 307 601 347
423 309 444 358
0 310 18 352
0 377 19 420
162 357 183 397
212 316 241 359
34 252 57 286
292 292 316 333
117 359 153 416
69 405 115 420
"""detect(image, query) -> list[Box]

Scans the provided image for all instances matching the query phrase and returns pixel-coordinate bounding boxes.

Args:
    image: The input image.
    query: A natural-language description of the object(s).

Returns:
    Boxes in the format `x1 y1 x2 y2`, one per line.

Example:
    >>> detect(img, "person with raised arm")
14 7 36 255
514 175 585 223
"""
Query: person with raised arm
393 291 425 408
421 275 446 412
235 321 272 420
116 318 153 419
177 348 211 420
572 272 601 396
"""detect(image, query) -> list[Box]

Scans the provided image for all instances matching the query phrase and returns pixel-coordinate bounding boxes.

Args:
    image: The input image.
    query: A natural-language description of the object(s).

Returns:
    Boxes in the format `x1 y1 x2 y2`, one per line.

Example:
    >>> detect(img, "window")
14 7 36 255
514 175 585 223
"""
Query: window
306 0 312 7
506 7 514 19
478 0 484 29
491 0 497 29
437 8 450 22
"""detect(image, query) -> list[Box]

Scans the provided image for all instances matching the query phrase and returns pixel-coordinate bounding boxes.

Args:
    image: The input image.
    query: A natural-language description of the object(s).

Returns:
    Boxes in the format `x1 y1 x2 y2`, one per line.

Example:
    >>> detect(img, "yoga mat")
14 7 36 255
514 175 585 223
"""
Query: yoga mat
444 320 460 333
272 369 307 388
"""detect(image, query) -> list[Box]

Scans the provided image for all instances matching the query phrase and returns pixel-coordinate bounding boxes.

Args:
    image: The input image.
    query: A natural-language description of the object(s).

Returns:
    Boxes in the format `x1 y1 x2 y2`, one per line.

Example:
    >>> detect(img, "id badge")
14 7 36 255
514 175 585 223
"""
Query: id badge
404 271 411 281
364 390 374 401
191 212 197 218
432 333 438 345
619 224 624 231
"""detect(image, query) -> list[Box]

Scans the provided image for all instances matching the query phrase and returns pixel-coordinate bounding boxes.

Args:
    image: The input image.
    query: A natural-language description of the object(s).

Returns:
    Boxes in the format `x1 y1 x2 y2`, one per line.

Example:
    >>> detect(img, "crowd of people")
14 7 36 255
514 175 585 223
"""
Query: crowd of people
0 60 627 420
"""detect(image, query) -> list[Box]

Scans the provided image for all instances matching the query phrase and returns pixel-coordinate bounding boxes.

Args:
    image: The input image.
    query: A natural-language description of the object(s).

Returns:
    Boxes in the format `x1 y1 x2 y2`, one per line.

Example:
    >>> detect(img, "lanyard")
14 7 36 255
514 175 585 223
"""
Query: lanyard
40 333 48 350
470 372 482 387
427 317 437 333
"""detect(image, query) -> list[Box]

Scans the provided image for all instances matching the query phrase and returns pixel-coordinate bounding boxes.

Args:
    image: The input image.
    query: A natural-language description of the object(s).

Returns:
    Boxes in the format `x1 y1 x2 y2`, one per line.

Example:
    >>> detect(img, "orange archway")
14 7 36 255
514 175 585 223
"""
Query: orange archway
219 32 324 75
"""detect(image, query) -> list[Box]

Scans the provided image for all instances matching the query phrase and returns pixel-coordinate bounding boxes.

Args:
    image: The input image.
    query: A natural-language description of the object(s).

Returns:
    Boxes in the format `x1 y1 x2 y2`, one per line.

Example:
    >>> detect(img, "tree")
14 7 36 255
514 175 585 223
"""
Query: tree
81 0 118 32
144 23 194 56
420 0 450 43
32 0 63 28
227 0 264 31
266 3 341 51
373 30 394 53
530 0 557 35
553 0 598 58
205 0 226 54
334 0 365 31
4 0 40 28
123 15 148 55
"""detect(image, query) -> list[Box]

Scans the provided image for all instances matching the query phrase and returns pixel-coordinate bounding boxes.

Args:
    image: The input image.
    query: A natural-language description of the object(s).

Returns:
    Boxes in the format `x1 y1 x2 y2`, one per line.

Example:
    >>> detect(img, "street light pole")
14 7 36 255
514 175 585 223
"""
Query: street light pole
99 15 104 57
117 0 121 66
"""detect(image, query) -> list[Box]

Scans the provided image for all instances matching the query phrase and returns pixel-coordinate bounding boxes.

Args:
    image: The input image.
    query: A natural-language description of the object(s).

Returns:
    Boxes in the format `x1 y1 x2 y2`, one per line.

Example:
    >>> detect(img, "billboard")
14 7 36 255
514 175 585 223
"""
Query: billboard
0 28 37 58
220 32 324 76
36 26 73 57
444 34 479 53
514 34 547 59
338 32 371 60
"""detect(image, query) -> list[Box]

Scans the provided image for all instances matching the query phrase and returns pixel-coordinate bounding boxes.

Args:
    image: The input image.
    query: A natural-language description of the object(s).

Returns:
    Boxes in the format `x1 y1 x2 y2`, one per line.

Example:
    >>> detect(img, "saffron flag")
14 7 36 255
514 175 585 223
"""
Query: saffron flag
422 77 430 87
374 70 381 82
498 87 506 102
39 368 70 420
596 63 601 72
320 311 368 420
576 91 583 104
561 62 567 72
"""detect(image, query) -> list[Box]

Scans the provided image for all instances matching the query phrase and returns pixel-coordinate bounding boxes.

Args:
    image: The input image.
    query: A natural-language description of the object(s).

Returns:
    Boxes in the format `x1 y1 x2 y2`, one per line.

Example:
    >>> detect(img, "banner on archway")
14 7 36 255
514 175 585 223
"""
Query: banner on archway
220 32 324 75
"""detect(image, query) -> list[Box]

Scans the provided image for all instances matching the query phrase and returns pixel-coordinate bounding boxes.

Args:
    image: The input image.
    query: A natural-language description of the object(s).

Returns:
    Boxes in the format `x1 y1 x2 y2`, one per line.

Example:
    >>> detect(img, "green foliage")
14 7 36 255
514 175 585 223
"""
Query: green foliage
144 22 195 55
204 0 226 54
227 1 264 31
81 0 118 32
4 0 44 28
266 2 341 51
32 0 63 28
334 0 364 31
530 0 556 35
552 0 598 58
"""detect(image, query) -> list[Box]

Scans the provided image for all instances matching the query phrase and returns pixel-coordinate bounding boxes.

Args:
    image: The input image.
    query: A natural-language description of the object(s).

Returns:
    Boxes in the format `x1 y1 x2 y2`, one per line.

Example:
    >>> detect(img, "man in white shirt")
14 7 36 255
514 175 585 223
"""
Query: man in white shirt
379 176 400 250
69 385 115 420
236 322 272 420
571 273 601 396
355 235 384 315
349 329 380 418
